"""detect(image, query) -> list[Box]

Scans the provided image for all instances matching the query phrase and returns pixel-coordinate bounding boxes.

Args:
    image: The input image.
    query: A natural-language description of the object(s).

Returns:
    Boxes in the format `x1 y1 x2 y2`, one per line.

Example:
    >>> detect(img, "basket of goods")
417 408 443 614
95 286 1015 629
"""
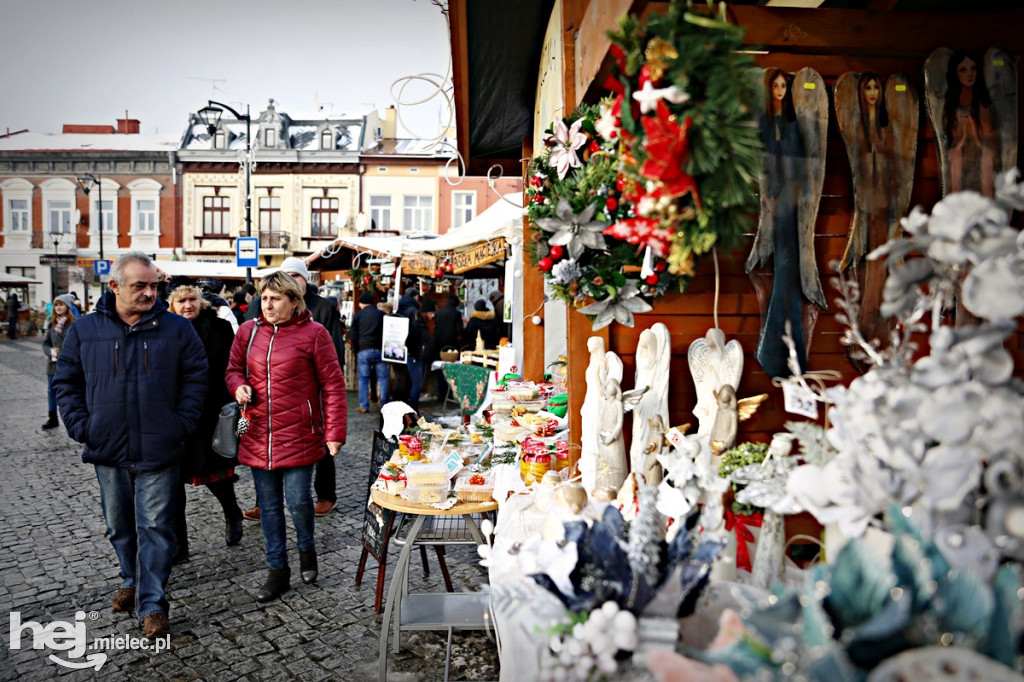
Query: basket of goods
440 347 460 362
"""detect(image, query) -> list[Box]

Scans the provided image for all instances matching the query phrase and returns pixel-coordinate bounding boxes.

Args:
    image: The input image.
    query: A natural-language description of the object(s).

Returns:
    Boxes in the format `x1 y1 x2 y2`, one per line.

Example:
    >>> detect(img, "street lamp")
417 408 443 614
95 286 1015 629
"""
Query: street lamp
197 100 254 284
76 173 105 294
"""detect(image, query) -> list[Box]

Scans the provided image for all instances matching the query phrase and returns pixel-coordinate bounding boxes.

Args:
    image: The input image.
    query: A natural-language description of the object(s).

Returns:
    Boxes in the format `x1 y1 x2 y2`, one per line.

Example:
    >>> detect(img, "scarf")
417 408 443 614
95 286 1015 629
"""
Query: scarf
54 317 67 335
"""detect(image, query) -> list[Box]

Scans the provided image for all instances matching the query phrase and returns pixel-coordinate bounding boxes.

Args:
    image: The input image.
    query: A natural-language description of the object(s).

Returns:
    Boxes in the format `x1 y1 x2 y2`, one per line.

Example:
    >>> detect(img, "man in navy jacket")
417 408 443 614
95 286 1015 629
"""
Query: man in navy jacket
54 252 207 640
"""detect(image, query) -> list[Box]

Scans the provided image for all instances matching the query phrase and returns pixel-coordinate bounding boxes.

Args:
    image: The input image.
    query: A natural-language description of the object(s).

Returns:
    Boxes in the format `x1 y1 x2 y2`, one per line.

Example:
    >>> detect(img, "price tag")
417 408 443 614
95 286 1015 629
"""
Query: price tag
665 427 689 451
782 381 818 419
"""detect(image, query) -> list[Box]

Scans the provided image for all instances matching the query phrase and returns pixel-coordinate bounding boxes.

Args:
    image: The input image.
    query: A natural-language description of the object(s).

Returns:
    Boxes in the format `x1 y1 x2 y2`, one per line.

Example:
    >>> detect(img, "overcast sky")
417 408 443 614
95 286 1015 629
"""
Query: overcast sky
0 0 452 139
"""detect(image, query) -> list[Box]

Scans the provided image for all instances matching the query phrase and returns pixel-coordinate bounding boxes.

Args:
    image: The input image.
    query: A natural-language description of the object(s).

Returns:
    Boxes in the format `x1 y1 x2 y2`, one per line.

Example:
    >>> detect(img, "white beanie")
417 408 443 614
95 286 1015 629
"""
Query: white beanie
280 256 311 282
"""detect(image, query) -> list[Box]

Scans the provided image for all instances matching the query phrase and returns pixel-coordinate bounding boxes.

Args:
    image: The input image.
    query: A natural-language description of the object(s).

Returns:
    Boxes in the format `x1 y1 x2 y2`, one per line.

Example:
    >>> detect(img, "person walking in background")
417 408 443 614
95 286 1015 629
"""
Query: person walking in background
197 278 239 333
350 290 388 413
431 295 464 396
489 289 510 342
241 256 345 520
6 293 20 339
226 271 347 602
418 298 438 400
167 285 244 562
41 294 76 430
53 252 208 640
464 298 500 349
230 290 248 326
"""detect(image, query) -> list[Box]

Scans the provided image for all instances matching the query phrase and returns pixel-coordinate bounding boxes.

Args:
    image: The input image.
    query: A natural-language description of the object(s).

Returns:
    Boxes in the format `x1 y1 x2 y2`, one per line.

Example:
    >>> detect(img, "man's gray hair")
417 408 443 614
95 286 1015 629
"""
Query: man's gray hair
110 251 155 286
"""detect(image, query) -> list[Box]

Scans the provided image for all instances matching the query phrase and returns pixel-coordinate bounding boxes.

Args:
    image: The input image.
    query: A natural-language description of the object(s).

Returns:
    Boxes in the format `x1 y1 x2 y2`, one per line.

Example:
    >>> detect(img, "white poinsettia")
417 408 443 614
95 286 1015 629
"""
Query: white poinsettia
549 117 588 180
534 199 607 261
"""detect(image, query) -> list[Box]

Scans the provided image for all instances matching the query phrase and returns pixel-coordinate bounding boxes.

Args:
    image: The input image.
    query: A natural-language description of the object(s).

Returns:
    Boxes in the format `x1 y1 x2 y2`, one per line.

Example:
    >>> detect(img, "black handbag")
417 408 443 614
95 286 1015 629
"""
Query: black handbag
211 326 256 458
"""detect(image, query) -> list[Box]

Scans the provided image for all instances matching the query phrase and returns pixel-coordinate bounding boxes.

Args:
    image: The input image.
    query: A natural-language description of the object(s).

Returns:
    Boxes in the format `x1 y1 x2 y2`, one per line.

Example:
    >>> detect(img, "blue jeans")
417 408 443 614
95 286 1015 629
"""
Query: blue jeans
357 349 389 409
407 356 425 408
47 374 56 412
94 464 178 622
251 465 315 569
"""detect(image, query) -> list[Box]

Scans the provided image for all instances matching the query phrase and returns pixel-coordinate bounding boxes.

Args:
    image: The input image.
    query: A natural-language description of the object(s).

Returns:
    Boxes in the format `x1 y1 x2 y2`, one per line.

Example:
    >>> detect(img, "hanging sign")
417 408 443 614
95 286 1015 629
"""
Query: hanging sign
401 253 437 276
451 238 507 274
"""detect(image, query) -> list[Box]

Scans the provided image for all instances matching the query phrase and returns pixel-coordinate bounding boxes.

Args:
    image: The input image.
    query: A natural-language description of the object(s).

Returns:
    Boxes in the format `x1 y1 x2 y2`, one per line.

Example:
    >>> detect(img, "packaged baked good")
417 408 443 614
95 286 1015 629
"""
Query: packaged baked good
405 461 447 486
404 482 449 505
454 473 494 502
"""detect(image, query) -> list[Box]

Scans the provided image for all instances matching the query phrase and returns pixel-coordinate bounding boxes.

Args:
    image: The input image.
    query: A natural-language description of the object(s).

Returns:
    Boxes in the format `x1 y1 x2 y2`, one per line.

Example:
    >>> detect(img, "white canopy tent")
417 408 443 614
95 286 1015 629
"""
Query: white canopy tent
401 193 524 254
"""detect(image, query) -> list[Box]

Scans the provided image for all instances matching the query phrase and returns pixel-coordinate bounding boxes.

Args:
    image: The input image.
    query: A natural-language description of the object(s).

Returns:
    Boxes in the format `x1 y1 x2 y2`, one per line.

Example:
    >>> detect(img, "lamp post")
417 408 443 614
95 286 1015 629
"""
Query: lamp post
51 237 60 301
76 173 105 295
197 100 254 284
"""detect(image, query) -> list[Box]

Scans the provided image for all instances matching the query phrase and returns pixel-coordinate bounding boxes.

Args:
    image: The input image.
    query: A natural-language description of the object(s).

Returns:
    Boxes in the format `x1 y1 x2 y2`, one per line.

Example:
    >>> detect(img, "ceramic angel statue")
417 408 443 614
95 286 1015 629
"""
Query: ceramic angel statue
688 328 744 436
631 323 671 475
579 337 645 494
709 385 768 459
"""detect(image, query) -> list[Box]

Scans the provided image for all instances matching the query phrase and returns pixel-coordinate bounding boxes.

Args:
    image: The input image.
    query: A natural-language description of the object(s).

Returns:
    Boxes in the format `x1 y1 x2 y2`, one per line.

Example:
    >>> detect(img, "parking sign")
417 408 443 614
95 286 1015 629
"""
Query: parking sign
94 259 111 276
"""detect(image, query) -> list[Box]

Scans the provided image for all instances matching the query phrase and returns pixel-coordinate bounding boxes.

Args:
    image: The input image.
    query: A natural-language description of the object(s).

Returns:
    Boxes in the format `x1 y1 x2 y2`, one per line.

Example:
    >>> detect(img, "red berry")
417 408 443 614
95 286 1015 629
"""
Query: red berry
606 197 619 211
538 257 554 272
654 260 667 272
549 245 564 260
434 268 445 279
615 177 626 193
531 194 545 204
588 141 601 154
530 175 543 187
645 273 659 285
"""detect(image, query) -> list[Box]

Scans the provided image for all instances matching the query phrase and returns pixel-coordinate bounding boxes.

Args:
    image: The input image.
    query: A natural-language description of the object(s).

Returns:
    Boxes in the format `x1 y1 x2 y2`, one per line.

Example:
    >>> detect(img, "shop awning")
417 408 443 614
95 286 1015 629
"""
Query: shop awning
0 273 42 285
401 193 523 255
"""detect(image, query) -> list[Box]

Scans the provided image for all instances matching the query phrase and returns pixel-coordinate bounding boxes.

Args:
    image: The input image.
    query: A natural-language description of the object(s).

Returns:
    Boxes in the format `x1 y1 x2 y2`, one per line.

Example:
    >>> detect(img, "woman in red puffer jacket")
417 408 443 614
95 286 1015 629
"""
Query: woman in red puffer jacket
225 271 347 602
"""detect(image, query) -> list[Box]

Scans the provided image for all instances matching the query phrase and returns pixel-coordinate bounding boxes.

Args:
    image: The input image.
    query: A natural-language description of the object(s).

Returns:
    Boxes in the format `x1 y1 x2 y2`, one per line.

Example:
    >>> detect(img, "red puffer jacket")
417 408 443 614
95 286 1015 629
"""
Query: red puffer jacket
225 311 347 470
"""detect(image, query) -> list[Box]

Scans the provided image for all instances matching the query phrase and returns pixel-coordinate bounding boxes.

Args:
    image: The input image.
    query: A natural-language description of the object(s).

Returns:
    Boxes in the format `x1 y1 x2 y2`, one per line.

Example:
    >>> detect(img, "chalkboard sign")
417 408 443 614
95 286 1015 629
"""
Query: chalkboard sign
360 431 399 562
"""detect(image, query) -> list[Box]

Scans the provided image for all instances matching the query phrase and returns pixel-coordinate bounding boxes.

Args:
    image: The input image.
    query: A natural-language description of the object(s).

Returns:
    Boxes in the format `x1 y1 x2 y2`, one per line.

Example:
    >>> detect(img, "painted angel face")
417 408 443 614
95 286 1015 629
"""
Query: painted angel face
863 78 881 106
956 57 977 89
771 73 788 102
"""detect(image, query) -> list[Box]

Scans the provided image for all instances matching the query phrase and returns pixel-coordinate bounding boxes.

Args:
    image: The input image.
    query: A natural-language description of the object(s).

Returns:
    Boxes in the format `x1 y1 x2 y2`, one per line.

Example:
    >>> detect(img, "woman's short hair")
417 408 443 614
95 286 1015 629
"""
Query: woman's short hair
258 271 307 314
168 285 210 312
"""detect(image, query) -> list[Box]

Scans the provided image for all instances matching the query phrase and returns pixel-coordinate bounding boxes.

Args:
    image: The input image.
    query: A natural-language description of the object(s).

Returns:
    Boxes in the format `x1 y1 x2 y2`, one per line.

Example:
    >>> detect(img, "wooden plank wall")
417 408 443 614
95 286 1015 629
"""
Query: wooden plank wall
599 5 1024 448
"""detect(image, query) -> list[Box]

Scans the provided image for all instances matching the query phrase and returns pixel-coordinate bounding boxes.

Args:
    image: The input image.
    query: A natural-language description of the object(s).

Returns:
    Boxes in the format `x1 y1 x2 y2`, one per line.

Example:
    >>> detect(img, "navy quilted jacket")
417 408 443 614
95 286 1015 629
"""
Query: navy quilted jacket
53 292 208 471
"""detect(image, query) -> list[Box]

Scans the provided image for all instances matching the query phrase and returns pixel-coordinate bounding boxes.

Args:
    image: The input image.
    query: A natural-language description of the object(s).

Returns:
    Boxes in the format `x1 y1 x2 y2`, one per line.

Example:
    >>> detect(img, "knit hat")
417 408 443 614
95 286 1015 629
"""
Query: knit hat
474 299 488 312
197 278 225 295
54 294 76 308
280 257 311 282
359 291 374 304
420 298 436 313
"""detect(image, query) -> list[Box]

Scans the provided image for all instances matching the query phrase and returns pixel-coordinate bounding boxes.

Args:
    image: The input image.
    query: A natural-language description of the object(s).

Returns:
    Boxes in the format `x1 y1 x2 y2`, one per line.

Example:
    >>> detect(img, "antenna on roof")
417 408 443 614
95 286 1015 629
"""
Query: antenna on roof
188 77 226 98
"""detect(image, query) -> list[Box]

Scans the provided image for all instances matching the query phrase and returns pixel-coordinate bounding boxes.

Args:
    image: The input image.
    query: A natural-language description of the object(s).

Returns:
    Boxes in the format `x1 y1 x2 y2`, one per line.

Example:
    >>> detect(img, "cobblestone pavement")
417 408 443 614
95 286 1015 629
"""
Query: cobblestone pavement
0 336 499 681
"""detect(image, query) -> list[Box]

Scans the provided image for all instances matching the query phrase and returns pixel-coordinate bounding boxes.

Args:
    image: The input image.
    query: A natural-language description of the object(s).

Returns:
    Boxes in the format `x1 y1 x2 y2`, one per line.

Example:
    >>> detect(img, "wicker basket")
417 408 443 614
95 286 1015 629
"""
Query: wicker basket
440 347 460 363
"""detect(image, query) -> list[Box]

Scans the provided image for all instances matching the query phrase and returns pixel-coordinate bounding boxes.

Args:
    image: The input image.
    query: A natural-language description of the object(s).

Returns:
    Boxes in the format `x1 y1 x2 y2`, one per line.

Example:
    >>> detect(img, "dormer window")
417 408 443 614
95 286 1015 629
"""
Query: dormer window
264 128 276 147
214 129 226 149
321 129 333 150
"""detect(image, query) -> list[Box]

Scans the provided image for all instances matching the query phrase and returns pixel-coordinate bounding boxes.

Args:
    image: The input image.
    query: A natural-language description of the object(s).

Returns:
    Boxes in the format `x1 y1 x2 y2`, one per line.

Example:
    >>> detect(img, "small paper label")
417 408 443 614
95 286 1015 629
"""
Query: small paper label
803 82 816 90
665 427 688 451
782 381 818 419
443 450 464 480
895 84 907 92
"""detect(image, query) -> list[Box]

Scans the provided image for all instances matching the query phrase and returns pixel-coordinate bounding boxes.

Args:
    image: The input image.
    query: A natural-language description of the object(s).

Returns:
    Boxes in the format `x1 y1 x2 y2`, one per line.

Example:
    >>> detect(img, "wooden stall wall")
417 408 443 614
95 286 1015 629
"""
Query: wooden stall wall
583 4 1024 449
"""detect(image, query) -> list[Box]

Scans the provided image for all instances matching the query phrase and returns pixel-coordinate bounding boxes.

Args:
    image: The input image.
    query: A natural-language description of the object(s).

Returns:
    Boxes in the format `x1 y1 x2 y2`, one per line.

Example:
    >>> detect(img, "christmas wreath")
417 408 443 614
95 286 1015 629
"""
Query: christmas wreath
527 1 762 330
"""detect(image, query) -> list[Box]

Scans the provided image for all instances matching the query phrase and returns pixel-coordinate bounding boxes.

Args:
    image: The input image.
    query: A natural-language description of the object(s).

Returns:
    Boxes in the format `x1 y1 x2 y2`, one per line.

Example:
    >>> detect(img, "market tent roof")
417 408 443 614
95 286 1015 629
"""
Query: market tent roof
153 260 250 281
401 193 524 254
0 273 42 285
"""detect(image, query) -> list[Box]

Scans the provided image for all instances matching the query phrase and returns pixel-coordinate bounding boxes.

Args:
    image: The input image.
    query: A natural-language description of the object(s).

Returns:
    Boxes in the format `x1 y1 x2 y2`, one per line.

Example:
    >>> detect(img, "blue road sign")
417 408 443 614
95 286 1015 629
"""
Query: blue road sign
237 237 259 268
94 259 111 276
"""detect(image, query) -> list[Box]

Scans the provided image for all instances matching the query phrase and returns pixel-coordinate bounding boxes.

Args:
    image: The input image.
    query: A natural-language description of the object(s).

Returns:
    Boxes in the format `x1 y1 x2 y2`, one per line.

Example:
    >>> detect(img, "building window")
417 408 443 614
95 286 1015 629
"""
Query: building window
259 196 281 232
214 130 226 149
135 200 156 233
97 199 115 234
203 196 231 235
9 199 28 232
452 191 476 228
369 195 391 231
311 197 339 237
264 128 276 147
403 195 433 233
320 129 333 150
47 200 73 234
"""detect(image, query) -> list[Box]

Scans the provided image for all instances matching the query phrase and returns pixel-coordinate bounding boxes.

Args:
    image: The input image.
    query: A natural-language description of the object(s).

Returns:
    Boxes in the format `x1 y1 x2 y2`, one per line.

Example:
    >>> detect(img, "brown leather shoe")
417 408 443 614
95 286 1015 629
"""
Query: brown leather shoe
142 612 170 639
357 407 369 413
314 500 336 516
111 587 135 613
241 506 261 521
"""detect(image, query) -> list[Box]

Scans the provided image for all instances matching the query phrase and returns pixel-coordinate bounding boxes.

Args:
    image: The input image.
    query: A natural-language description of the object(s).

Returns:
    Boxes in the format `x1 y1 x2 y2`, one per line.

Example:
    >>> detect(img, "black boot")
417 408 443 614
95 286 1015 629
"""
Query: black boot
256 567 291 602
299 548 318 584
208 479 243 546
42 411 58 430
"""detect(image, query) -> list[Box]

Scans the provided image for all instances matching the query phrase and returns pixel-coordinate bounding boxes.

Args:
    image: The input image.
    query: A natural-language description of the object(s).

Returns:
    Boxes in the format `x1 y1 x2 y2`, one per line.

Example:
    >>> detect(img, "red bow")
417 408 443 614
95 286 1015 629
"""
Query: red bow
725 508 764 573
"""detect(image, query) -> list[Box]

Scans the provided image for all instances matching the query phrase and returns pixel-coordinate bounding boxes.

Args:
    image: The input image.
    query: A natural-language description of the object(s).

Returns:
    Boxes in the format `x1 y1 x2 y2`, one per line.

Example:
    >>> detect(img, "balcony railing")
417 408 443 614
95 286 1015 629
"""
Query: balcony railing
258 231 288 249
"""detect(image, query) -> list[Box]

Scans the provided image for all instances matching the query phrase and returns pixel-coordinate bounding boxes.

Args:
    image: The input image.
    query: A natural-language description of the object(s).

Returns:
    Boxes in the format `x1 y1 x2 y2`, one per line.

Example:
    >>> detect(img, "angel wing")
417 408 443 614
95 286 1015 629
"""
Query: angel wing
924 48 953 195
622 385 649 413
746 68 777 274
688 328 745 436
736 393 768 422
792 67 828 309
885 73 920 240
834 72 866 269
985 47 1018 176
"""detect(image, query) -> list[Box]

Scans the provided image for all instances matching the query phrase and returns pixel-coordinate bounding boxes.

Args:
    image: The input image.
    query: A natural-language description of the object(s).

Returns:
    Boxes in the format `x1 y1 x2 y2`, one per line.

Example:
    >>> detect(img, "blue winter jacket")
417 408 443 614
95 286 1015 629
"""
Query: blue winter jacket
53 292 208 471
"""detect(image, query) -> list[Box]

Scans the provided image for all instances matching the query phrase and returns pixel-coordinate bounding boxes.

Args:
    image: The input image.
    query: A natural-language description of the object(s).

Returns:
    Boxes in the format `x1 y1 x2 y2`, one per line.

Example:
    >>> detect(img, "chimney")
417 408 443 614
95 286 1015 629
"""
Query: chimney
383 105 397 140
117 118 140 134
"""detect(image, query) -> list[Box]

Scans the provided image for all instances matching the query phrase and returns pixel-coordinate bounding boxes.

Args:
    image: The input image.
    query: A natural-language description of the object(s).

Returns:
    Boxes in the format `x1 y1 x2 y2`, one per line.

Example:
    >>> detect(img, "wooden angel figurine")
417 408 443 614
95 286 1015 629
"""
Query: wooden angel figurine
925 47 1017 198
834 71 919 347
630 323 671 475
746 67 828 379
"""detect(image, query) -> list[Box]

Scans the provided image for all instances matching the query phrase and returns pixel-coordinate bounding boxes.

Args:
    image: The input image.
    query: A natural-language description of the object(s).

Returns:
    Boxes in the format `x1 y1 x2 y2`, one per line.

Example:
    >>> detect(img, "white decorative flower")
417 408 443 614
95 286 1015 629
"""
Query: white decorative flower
550 258 582 285
549 118 588 180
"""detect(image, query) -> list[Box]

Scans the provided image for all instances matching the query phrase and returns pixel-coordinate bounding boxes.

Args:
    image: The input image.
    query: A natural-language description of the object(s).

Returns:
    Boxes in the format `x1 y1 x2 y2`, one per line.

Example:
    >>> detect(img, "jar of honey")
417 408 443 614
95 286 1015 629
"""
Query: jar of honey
520 453 551 486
